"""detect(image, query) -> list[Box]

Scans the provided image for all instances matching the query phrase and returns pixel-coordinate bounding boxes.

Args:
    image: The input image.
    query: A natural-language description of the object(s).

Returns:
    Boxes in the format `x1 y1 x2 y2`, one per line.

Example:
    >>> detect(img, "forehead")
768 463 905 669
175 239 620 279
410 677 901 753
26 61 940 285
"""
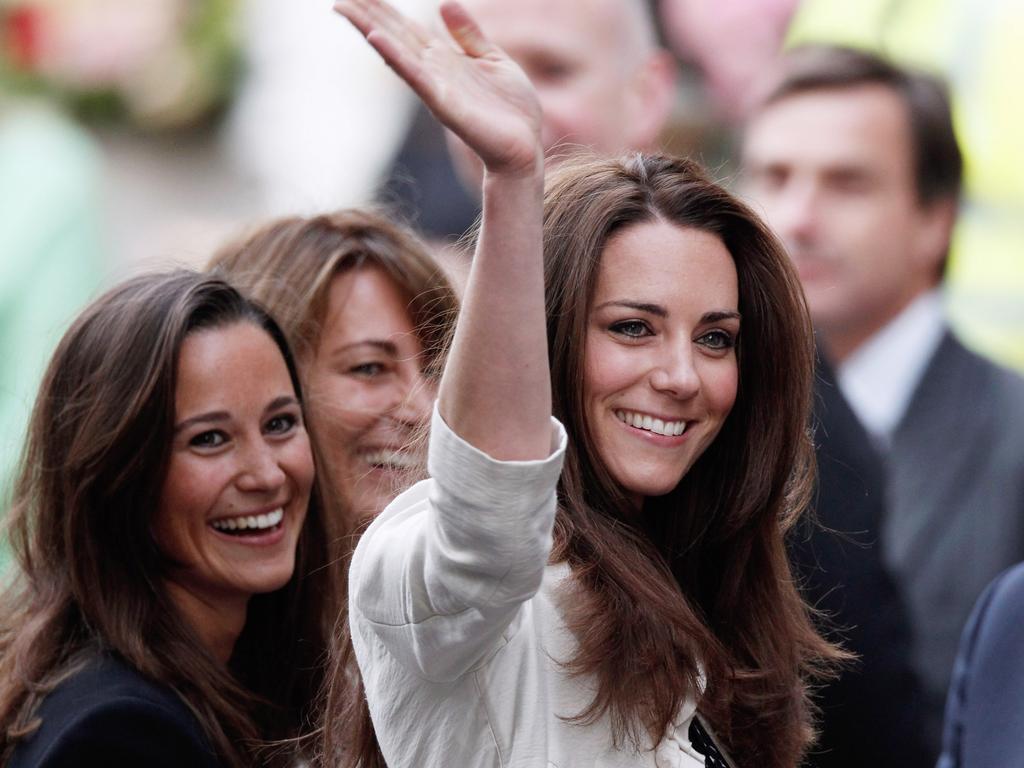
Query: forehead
744 84 915 180
466 0 630 60
320 266 417 343
594 221 738 310
176 322 293 411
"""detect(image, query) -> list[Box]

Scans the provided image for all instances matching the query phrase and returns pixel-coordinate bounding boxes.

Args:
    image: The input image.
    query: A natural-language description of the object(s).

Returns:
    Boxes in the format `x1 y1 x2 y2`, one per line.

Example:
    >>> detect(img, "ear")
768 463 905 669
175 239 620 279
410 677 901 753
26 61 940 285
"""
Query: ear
911 196 958 280
626 49 678 151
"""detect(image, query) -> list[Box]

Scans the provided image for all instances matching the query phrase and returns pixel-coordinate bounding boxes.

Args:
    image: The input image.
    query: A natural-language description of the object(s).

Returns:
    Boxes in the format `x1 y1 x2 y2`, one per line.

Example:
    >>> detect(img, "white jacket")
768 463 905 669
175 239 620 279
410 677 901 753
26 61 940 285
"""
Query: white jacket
349 407 707 767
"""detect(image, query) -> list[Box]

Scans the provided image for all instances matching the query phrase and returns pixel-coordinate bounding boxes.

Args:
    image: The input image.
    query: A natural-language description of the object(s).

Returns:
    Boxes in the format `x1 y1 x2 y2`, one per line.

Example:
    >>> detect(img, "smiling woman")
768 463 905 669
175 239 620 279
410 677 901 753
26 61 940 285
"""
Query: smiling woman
209 209 458 524
584 223 741 504
209 210 458 763
328 1 844 767
0 271 336 767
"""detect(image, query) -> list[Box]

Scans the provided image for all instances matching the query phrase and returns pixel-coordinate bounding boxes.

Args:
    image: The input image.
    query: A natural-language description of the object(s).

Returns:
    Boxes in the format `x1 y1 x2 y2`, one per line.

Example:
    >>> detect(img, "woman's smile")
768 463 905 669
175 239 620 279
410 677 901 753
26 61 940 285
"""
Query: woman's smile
584 221 740 500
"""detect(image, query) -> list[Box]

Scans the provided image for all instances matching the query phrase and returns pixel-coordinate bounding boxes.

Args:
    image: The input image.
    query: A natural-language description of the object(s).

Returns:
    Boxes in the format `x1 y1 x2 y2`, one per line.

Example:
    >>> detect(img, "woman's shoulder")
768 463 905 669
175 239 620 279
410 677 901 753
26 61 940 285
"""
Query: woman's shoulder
8 653 221 768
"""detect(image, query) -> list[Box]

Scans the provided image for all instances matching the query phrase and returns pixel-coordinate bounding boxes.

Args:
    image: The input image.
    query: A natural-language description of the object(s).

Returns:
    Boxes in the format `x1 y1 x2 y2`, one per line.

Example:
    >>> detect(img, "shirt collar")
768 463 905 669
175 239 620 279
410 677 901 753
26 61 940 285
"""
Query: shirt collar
837 289 946 444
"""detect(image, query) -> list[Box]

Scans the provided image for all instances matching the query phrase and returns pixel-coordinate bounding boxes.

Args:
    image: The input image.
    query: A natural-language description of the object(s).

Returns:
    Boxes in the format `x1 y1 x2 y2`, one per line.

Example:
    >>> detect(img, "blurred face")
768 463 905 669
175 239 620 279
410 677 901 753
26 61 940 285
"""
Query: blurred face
741 85 948 359
451 0 665 183
658 0 798 122
584 221 740 505
154 322 313 623
305 266 434 520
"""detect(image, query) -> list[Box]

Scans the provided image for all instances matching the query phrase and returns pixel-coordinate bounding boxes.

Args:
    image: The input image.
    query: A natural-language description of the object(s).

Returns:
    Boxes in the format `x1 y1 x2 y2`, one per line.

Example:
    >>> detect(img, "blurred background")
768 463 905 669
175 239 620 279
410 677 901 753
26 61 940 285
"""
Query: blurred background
1 0 1022 535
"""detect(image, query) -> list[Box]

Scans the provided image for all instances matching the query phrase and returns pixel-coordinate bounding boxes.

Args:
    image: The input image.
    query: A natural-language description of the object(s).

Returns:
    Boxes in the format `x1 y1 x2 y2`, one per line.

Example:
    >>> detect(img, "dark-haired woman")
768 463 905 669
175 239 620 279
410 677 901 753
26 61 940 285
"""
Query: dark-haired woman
0 272 336 767
329 2 843 767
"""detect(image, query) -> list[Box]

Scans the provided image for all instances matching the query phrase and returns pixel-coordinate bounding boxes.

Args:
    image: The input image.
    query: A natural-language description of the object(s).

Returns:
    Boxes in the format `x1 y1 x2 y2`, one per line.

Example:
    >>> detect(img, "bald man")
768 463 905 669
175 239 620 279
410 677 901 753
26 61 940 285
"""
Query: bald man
380 0 676 240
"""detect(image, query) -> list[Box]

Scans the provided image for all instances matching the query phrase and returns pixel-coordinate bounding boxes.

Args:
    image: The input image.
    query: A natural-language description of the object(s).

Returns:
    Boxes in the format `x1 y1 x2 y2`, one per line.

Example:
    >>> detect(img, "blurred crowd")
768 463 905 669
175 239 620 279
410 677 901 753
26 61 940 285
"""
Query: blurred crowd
2 0 1024 766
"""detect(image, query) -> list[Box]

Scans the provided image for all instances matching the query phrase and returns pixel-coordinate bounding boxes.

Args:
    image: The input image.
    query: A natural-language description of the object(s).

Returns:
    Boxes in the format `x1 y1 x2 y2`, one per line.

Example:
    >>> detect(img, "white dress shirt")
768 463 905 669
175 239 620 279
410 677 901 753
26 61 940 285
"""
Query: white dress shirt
838 290 947 447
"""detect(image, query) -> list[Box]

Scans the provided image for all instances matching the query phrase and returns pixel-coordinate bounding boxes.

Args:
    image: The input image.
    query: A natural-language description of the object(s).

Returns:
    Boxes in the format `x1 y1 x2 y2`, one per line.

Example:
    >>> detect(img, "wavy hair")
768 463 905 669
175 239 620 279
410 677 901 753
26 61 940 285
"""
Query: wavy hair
0 271 337 767
543 154 842 766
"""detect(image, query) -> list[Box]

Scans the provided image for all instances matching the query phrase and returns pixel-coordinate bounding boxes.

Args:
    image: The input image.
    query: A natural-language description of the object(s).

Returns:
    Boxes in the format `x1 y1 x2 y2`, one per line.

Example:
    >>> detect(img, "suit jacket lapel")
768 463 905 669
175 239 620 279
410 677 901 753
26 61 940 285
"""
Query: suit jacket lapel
884 332 993 572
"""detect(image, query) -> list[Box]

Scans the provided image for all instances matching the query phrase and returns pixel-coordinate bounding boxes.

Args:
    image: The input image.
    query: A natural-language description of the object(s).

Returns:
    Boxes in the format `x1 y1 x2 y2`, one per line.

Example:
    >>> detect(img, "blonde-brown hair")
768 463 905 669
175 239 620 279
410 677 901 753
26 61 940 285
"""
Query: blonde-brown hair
209 208 457 377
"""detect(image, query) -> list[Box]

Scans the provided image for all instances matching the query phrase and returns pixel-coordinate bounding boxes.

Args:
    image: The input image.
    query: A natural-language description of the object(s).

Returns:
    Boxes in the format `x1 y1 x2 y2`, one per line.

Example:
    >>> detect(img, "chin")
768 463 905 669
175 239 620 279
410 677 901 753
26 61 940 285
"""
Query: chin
248 562 298 595
618 471 686 501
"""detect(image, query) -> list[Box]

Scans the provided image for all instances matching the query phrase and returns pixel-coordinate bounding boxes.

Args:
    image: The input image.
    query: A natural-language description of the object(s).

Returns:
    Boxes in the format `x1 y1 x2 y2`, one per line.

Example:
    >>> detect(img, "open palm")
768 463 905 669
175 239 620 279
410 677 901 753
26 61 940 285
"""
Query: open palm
336 0 542 177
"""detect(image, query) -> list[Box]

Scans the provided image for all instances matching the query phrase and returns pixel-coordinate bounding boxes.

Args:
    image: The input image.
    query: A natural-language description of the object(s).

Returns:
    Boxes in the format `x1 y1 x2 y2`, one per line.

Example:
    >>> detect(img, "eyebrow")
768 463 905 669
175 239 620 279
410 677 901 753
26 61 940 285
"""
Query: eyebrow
174 411 230 435
595 300 667 317
266 395 300 413
330 340 400 357
173 396 300 435
594 300 741 324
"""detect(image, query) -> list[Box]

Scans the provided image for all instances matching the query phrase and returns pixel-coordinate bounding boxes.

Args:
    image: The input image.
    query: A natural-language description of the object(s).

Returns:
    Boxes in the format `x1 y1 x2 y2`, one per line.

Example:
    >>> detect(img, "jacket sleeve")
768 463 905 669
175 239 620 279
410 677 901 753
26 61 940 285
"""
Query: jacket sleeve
937 564 1024 768
349 404 566 683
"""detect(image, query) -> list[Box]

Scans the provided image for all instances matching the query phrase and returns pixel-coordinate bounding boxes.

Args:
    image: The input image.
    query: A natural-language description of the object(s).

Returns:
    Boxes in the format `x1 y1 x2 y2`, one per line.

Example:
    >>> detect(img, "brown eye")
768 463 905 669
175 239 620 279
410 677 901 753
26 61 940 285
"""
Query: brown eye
190 430 227 448
264 414 298 435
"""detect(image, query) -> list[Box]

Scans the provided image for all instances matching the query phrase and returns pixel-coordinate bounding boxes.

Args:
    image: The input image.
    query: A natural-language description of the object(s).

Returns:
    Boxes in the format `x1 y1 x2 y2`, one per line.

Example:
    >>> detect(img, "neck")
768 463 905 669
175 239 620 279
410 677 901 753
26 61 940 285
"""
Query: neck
822 287 936 364
163 579 248 664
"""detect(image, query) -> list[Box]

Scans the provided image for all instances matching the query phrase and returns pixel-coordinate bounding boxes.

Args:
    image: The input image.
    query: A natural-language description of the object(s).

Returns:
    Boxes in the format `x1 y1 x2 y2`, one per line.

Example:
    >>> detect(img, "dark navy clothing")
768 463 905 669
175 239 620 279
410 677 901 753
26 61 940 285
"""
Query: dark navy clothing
939 562 1024 768
9 653 220 768
791 355 930 767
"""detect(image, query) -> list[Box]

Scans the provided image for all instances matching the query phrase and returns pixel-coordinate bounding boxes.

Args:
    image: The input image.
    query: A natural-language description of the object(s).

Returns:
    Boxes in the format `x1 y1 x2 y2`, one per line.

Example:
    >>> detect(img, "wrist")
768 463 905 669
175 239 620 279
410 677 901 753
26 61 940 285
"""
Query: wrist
483 157 544 195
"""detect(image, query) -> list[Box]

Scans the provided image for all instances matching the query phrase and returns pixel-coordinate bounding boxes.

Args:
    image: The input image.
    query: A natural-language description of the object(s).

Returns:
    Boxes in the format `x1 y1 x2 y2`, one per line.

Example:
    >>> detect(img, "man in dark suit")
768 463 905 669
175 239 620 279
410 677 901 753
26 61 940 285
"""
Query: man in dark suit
740 45 1024 757
938 562 1024 768
790 355 929 767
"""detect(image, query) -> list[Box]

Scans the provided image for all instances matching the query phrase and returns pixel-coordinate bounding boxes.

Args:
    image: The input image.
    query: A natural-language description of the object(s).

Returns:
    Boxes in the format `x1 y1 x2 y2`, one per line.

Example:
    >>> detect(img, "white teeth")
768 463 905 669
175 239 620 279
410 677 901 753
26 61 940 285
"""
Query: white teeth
614 410 687 438
212 508 284 532
361 449 416 470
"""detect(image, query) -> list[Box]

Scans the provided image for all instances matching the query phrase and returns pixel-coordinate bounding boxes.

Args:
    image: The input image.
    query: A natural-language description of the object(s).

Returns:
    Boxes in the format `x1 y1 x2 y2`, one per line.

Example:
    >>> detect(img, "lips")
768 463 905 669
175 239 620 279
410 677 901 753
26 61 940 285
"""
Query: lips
615 409 689 437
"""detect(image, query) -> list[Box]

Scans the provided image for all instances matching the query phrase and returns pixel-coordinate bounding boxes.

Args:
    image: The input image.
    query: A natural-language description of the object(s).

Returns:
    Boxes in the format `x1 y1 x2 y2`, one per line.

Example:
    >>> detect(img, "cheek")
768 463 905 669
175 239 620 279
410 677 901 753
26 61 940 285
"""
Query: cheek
305 373 380 440
706 362 739 420
285 434 316 503
583 332 637 405
160 457 221 517
154 459 220 554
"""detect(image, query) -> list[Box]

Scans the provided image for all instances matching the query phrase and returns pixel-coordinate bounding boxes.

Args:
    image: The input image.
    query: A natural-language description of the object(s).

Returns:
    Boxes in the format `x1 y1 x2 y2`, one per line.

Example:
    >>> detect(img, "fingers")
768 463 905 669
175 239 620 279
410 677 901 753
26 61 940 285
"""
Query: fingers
334 0 429 53
440 1 495 58
364 28 435 103
334 0 437 103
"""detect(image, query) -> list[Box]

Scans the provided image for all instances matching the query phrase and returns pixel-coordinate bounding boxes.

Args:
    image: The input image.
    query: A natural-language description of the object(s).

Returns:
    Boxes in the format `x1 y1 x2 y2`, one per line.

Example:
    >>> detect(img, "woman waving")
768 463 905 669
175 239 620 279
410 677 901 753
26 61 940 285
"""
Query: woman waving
329 2 841 766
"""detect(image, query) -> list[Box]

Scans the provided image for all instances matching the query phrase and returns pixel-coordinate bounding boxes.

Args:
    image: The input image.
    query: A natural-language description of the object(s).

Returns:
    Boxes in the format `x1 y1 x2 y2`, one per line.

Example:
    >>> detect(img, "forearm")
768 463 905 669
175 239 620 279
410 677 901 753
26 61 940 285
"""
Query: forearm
438 166 550 461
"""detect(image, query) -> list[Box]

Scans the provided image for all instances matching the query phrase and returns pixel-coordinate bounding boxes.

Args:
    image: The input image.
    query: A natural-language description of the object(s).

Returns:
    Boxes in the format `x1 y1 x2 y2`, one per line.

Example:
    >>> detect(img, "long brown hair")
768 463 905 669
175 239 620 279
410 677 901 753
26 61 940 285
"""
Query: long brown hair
543 154 841 766
209 210 458 768
0 271 337 767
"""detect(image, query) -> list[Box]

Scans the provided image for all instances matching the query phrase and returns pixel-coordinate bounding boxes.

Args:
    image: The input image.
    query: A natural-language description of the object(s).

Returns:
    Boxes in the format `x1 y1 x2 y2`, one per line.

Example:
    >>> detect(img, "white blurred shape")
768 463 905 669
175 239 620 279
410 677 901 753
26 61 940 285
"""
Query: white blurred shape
229 0 432 215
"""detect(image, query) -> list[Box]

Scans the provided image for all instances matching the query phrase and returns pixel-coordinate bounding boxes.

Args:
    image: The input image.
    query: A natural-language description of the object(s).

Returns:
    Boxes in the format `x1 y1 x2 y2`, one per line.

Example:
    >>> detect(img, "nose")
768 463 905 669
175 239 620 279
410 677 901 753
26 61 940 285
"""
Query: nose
770 181 820 247
235 442 287 493
649 343 701 400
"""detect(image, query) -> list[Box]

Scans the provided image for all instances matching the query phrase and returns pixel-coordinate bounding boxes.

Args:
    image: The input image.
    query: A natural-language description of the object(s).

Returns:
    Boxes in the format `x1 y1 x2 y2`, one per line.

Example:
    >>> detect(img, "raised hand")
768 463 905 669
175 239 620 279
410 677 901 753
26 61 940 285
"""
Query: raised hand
335 0 542 178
